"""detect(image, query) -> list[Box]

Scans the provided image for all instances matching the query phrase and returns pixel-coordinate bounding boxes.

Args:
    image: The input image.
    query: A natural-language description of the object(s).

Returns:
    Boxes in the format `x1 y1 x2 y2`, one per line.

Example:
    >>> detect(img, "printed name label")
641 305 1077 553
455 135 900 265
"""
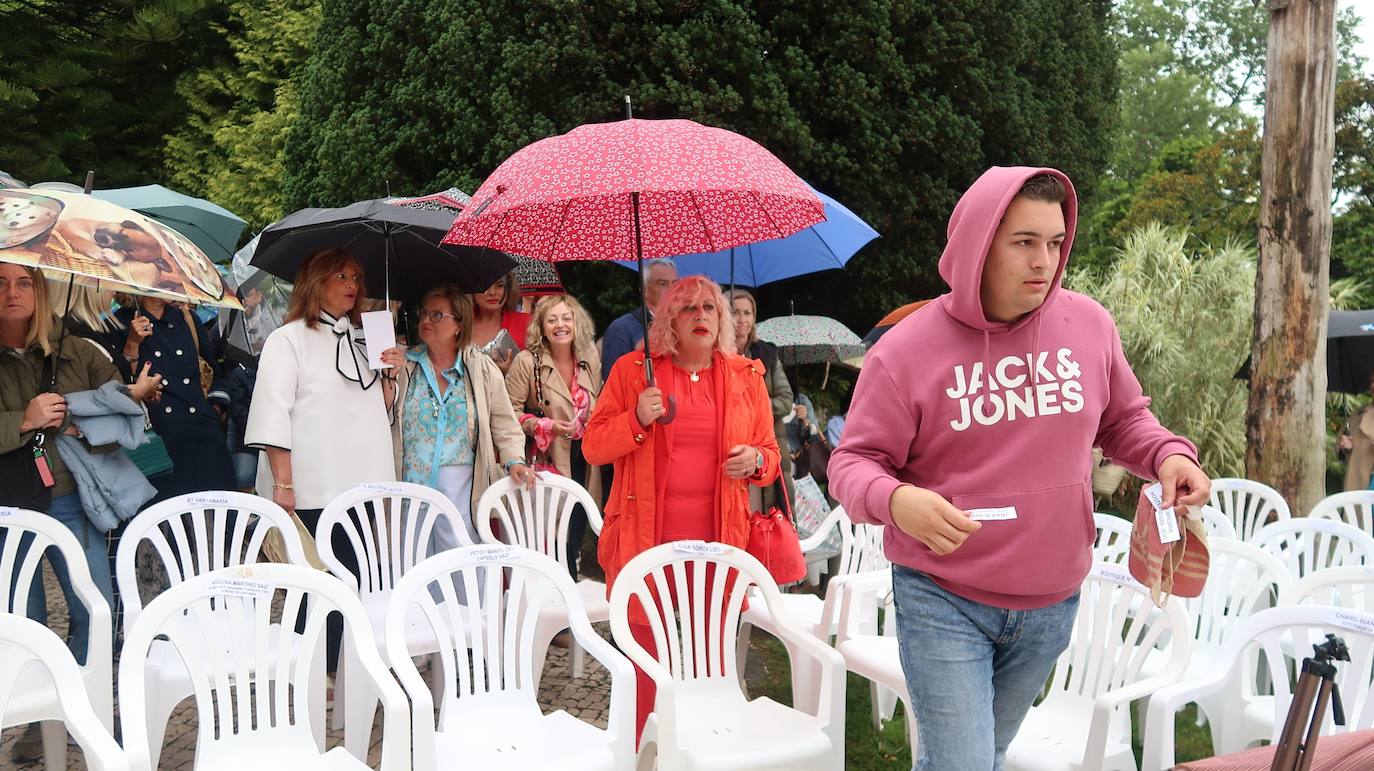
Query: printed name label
968 506 1018 522
361 482 406 494
187 493 230 506
1330 609 1374 635
1094 565 1142 587
209 577 274 599
674 541 731 556
1144 483 1181 544
0 507 17 517
469 546 519 563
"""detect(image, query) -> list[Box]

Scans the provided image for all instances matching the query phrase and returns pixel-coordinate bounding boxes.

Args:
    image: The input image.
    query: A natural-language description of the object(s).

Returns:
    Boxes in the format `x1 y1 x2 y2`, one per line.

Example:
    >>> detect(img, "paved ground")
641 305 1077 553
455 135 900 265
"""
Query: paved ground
1 565 618 769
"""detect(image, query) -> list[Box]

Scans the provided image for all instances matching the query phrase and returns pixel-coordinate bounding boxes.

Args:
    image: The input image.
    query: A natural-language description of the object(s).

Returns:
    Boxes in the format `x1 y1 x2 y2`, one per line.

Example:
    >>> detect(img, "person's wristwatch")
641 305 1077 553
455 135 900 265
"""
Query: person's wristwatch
753 447 764 476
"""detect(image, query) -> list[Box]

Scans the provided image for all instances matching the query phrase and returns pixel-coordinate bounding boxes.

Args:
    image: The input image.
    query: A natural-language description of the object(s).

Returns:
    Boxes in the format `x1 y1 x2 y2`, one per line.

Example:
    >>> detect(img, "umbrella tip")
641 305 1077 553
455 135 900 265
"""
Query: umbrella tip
624 94 633 120
83 170 95 194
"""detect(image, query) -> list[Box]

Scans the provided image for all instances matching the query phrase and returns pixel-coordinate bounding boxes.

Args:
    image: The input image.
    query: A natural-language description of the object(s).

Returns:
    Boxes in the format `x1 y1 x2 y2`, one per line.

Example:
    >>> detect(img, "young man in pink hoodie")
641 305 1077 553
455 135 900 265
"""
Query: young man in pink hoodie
828 167 1211 770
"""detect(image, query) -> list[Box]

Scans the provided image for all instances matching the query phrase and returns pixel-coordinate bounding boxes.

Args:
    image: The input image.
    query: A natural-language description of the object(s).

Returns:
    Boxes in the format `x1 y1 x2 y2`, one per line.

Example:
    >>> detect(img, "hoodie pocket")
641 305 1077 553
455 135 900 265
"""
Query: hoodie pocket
946 481 1094 598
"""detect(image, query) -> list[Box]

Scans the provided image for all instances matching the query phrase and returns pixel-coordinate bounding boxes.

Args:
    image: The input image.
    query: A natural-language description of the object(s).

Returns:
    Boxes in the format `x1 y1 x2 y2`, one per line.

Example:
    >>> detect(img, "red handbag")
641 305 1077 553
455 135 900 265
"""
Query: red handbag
746 478 807 585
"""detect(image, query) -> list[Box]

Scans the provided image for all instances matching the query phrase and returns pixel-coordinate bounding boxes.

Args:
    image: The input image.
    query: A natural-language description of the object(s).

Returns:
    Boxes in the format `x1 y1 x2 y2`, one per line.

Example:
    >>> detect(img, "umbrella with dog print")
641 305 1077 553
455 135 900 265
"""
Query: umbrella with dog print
0 187 240 308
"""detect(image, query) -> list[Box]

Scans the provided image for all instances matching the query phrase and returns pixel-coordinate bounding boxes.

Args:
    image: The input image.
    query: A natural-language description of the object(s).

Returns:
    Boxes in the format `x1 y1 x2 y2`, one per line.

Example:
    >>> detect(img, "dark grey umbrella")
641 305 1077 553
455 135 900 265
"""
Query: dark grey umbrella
250 198 515 300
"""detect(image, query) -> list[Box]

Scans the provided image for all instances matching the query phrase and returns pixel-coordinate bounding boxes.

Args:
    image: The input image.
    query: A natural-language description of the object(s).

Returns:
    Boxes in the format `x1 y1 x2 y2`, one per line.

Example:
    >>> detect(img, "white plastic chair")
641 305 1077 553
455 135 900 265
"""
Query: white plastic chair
608 541 846 770
1166 538 1293 753
736 506 888 715
1309 490 1374 540
386 544 636 771
119 563 410 771
1 507 115 770
1003 563 1193 771
1280 565 1374 613
1208 478 1291 542
114 491 309 767
0 614 128 771
475 474 608 681
830 571 919 752
1250 518 1374 580
1092 513 1132 564
317 481 469 756
1196 505 1238 540
1142 605 1374 769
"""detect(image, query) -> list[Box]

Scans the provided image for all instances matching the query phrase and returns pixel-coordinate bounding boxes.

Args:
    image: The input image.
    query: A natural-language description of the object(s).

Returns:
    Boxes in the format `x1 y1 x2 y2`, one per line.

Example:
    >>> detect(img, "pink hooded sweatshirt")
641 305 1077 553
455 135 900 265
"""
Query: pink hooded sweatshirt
828 166 1199 610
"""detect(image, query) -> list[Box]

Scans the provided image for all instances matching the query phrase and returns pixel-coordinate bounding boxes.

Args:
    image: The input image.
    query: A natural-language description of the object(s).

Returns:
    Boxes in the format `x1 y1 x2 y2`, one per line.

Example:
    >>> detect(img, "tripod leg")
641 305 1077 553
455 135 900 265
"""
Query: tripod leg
1273 673 1321 770
1294 680 1335 771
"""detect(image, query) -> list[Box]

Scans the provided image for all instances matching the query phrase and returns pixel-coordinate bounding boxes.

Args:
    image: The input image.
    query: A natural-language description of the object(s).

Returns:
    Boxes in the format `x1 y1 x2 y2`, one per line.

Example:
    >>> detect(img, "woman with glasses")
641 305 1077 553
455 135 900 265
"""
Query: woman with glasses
380 285 533 553
504 293 602 577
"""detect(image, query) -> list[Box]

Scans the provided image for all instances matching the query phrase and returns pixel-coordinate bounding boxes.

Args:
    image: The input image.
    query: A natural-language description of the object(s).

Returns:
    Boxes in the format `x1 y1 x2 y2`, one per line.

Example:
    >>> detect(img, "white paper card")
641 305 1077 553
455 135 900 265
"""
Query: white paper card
0 507 17 517
361 310 396 370
361 482 406 494
1143 483 1181 544
209 577 274 599
470 546 520 563
186 493 230 507
968 506 1017 522
1332 609 1374 635
673 541 731 556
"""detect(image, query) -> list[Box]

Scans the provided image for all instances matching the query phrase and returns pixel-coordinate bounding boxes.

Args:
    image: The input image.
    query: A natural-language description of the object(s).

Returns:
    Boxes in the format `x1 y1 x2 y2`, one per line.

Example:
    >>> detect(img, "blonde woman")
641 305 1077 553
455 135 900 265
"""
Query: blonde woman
727 288 795 512
505 294 602 576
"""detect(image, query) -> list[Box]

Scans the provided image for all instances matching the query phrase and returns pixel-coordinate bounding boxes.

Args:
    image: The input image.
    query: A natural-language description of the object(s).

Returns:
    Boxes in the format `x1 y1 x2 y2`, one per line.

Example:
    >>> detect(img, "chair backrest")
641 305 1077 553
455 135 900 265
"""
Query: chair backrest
119 563 410 770
1250 518 1374 579
1310 491 1374 540
1212 605 1374 738
1180 537 1292 651
385 545 635 771
0 507 113 723
799 505 888 577
115 491 306 633
1197 505 1238 540
1047 564 1192 709
474 475 600 569
1281 566 1374 613
0 615 128 771
1209 478 1291 542
317 482 468 597
1092 512 1132 564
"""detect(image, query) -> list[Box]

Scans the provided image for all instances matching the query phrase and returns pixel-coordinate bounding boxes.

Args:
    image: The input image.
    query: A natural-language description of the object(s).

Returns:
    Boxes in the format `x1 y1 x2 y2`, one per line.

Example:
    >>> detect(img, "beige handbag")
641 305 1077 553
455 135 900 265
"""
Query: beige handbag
261 513 327 570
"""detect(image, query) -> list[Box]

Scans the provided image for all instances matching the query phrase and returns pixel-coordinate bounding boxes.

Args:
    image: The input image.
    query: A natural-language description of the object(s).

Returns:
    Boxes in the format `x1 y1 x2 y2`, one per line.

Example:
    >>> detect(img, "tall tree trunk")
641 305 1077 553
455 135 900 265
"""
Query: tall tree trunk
1246 0 1338 518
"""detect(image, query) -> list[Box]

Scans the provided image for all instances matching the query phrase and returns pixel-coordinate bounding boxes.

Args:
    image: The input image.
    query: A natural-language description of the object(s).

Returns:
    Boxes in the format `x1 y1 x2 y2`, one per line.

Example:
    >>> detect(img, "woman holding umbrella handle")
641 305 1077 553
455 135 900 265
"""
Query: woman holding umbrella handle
583 275 781 742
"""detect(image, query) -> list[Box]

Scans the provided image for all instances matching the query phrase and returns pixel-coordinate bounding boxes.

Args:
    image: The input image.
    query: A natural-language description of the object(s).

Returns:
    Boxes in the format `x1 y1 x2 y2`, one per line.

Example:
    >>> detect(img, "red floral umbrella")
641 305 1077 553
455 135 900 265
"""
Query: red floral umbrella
443 109 823 421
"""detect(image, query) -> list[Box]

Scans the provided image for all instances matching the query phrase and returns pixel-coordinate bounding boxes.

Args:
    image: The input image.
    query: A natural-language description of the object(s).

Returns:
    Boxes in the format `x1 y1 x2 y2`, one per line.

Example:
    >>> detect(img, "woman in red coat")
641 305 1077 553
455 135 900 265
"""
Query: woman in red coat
583 274 780 739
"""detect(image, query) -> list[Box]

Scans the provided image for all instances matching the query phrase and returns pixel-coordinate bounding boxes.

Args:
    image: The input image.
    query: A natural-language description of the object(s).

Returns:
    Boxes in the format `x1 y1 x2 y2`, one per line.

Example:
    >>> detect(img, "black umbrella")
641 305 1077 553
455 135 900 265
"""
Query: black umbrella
249 198 516 300
1235 309 1374 395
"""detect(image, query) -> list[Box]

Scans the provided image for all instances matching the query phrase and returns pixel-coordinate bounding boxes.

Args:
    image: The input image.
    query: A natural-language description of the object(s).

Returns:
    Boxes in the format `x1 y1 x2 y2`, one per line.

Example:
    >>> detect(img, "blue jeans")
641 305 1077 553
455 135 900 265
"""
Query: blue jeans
24 493 116 666
892 565 1079 771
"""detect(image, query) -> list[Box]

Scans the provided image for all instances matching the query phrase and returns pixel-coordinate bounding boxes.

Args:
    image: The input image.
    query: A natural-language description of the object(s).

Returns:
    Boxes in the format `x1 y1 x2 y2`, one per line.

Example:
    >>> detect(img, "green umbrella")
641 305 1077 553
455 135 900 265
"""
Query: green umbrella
93 184 247 263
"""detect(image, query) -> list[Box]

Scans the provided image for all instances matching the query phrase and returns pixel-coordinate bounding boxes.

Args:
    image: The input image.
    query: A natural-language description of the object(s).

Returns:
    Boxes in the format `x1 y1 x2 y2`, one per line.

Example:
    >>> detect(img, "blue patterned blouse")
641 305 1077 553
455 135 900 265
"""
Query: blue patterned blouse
400 346 476 487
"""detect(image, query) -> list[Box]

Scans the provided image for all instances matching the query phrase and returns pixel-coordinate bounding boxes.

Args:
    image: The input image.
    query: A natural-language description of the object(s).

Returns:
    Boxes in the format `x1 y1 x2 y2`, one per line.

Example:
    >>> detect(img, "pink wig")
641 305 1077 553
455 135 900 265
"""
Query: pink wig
646 275 736 358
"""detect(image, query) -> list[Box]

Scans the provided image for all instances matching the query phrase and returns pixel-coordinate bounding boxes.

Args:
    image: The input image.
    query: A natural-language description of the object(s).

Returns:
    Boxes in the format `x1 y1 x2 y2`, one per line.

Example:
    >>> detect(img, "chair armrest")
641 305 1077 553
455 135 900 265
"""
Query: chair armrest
1138 672 1235 771
799 508 844 553
570 618 636 761
768 608 848 724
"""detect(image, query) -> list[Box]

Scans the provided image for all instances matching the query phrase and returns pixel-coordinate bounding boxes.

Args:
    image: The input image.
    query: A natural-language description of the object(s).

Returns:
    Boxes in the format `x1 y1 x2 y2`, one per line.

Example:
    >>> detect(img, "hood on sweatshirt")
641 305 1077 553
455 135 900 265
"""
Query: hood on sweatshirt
937 166 1079 332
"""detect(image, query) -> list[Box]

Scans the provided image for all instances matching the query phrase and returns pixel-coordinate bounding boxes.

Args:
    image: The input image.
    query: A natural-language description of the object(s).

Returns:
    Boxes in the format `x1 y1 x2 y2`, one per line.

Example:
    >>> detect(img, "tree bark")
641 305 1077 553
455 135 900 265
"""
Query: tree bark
1246 0 1338 518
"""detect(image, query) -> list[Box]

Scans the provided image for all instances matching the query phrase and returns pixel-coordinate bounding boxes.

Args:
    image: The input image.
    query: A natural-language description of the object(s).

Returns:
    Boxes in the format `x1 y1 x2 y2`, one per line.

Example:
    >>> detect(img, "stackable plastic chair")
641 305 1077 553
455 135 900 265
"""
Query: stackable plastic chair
0 507 114 771
0 615 128 771
1196 505 1238 540
830 571 918 751
1309 490 1374 540
316 481 469 756
385 544 636 771
609 541 846 770
119 563 410 771
475 474 608 680
1092 513 1132 564
1003 564 1193 771
1208 478 1291 542
1142 605 1374 768
736 506 888 714
1250 518 1374 580
115 491 309 767
1280 565 1374 613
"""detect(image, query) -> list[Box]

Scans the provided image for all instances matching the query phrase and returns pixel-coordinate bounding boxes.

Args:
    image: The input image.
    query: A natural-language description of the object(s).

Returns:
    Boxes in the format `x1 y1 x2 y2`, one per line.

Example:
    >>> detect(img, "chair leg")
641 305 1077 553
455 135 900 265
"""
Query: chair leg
40 721 66 771
735 622 754 693
144 686 179 771
571 637 586 679
330 656 346 731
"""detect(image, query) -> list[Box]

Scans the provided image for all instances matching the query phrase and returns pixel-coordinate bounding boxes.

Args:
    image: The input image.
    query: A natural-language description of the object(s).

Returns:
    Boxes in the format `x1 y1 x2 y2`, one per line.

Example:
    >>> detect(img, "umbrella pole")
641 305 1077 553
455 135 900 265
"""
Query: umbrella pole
730 248 735 294
633 189 676 424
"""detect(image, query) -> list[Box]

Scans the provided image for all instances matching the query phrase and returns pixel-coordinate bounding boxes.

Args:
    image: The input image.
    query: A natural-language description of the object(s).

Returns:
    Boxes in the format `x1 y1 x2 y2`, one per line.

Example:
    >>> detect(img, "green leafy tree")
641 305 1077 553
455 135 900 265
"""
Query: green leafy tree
284 0 1117 330
163 0 322 232
1069 224 1255 477
0 0 226 185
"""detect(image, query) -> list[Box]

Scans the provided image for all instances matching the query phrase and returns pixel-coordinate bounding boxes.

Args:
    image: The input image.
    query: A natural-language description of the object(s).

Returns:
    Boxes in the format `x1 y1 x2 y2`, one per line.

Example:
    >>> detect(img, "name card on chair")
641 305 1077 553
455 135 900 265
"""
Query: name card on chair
210 577 275 599
1331 609 1374 635
673 541 731 557
1094 565 1144 588
186 493 231 507
470 546 520 563
0 507 16 517
361 482 406 495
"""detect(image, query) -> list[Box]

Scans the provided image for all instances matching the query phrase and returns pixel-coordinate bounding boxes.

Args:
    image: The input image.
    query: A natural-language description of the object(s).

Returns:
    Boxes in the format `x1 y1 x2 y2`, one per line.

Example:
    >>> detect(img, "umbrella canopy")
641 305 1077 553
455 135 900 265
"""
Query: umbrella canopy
0 188 240 307
0 171 26 190
863 299 935 347
93 184 248 263
389 188 563 297
612 182 877 287
756 315 865 366
250 198 517 301
442 117 824 262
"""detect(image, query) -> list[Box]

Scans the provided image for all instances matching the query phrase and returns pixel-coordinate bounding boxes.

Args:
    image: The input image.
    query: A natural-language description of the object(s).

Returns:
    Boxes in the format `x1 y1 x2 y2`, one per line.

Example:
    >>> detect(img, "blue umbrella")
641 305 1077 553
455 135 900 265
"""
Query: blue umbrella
93 184 248 263
613 182 878 287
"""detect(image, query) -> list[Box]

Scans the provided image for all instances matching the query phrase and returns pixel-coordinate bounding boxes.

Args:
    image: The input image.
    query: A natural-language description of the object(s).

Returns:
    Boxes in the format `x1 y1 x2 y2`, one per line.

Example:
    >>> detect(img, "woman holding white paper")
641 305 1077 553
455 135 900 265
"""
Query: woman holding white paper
380 285 532 552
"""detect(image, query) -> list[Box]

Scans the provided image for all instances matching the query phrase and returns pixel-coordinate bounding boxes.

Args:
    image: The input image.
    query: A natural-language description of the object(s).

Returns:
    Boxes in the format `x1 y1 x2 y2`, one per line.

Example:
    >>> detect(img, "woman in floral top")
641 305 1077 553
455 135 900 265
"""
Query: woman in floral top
505 294 603 577
381 285 531 552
